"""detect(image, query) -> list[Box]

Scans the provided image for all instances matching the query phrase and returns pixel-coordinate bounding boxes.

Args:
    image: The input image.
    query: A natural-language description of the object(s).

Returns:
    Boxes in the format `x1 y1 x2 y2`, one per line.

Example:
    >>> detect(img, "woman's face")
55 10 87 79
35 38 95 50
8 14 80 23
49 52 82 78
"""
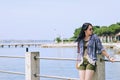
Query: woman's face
84 25 93 36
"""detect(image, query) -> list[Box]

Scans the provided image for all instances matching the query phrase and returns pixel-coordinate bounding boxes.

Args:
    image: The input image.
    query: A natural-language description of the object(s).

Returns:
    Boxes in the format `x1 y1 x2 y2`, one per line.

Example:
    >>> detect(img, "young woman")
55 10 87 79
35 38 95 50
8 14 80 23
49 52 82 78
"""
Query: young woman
76 23 114 80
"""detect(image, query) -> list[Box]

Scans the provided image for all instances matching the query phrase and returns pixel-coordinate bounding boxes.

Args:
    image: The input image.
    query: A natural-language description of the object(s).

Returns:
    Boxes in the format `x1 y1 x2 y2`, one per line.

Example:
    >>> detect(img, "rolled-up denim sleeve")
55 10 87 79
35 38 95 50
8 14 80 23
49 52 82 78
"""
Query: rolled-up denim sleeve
95 37 105 54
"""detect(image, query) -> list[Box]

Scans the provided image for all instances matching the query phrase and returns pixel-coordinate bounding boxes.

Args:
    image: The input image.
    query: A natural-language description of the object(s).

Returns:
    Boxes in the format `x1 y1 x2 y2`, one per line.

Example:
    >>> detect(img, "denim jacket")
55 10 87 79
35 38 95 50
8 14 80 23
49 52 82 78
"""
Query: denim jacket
77 34 105 62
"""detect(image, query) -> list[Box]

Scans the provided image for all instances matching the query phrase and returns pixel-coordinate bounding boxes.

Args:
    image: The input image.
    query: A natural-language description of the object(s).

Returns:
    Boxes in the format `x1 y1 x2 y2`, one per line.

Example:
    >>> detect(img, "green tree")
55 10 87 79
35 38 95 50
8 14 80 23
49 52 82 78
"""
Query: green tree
71 22 120 41
71 27 81 40
55 37 61 43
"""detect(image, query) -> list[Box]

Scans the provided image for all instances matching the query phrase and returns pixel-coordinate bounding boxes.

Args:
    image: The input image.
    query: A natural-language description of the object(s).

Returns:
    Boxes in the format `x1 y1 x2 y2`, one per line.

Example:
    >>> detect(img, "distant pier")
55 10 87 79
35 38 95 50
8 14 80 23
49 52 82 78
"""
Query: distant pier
0 44 41 48
0 42 120 50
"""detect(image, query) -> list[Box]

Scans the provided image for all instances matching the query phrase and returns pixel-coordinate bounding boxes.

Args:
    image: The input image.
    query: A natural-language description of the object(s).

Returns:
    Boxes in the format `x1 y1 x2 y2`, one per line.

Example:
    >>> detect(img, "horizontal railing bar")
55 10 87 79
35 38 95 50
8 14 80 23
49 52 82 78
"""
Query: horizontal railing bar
38 74 78 80
0 56 25 59
38 57 120 62
103 59 120 62
0 70 25 75
37 57 76 61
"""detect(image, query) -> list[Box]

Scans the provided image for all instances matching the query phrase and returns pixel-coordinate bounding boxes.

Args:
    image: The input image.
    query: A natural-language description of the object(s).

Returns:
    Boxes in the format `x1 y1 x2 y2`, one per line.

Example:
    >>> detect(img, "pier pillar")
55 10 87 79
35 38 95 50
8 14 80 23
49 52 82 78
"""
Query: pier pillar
25 52 40 80
93 54 105 80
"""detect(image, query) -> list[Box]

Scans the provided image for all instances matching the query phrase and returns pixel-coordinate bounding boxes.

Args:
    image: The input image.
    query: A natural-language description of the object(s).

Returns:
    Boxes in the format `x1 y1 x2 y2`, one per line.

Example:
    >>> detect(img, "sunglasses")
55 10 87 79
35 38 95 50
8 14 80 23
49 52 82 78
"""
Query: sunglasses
89 28 93 31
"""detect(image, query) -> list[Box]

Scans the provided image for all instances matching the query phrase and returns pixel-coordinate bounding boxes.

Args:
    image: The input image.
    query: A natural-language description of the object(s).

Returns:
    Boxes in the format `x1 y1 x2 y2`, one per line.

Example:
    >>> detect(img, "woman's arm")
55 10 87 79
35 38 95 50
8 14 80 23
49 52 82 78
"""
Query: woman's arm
102 50 115 62
94 34 115 62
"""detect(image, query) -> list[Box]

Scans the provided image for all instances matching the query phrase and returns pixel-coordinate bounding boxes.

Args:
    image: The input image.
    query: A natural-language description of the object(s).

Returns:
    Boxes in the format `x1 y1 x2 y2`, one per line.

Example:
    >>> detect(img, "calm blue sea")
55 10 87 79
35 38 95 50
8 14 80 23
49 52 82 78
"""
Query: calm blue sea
0 44 120 80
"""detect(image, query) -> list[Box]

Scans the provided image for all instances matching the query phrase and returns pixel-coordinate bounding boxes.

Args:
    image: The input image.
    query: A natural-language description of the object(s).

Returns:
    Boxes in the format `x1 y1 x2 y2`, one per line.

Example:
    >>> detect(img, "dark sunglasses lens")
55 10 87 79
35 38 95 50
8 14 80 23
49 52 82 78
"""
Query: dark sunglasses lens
89 28 93 31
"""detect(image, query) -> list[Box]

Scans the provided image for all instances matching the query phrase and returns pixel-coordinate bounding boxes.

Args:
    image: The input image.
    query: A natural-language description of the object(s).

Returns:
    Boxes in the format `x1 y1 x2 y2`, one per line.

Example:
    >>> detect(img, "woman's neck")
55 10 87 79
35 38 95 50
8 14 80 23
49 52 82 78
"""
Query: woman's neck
84 35 90 41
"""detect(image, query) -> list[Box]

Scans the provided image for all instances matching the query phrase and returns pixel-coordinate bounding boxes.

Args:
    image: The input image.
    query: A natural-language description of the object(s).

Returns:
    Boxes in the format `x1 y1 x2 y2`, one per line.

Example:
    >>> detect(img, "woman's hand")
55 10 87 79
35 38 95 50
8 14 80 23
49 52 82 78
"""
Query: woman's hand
76 62 79 69
102 51 115 62
108 56 115 62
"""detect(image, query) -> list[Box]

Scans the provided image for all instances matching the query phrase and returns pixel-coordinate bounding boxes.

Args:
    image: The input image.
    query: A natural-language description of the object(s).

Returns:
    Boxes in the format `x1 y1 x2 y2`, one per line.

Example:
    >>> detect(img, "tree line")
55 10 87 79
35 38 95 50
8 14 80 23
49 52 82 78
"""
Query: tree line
55 22 120 43
71 22 120 40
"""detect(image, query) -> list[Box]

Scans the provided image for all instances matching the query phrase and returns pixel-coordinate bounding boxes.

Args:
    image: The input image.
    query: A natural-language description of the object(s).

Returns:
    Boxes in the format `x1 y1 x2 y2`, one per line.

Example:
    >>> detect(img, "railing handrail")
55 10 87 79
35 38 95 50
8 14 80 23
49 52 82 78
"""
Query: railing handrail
0 56 120 62
0 70 25 75
0 55 25 76
0 56 25 58
39 74 78 80
103 59 120 62
37 57 76 61
37 57 120 62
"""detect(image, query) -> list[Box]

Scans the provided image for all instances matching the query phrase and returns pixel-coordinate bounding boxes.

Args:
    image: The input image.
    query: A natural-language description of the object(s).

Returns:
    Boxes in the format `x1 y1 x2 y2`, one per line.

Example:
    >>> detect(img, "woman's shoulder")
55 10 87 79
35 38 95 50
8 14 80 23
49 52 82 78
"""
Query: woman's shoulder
91 34 99 40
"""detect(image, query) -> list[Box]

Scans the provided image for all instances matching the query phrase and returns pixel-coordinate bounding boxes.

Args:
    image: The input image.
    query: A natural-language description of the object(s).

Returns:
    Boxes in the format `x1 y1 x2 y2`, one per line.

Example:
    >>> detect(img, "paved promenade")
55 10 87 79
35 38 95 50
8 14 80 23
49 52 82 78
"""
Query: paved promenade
41 42 120 48
41 42 120 53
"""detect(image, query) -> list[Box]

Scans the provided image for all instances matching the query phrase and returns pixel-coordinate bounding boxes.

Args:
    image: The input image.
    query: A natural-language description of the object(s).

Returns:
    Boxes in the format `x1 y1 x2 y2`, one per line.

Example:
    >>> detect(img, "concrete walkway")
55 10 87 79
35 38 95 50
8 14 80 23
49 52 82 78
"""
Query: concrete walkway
41 42 120 48
41 42 120 54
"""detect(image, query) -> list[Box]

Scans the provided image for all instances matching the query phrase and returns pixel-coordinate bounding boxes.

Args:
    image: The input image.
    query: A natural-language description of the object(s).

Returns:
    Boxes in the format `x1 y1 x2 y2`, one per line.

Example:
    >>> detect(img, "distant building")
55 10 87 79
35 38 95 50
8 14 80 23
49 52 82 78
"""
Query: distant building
99 32 120 43
116 32 120 41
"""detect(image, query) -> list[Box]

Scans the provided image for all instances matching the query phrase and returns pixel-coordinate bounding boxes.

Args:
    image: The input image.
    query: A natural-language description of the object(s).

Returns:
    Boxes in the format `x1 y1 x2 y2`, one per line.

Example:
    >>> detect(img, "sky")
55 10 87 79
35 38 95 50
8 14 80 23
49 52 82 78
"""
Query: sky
0 0 120 40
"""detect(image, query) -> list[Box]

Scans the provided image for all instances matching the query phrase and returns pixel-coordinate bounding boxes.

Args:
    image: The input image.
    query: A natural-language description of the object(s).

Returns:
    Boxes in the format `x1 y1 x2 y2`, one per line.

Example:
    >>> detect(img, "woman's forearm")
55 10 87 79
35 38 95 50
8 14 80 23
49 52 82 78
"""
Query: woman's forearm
101 50 110 59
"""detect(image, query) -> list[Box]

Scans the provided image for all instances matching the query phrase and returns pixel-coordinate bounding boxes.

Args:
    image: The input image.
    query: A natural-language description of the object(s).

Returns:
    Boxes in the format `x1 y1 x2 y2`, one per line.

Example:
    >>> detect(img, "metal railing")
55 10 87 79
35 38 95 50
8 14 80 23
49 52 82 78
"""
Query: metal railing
38 55 120 80
0 56 25 59
38 57 76 61
0 53 79 80
0 70 25 75
39 75 78 80
0 51 120 80
0 55 25 76
103 59 120 62
38 57 78 80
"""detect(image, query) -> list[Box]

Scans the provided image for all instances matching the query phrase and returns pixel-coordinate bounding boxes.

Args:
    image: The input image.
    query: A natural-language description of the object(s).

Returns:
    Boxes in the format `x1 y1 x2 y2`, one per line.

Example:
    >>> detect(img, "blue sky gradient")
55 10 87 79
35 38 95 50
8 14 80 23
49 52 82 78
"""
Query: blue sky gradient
0 0 120 40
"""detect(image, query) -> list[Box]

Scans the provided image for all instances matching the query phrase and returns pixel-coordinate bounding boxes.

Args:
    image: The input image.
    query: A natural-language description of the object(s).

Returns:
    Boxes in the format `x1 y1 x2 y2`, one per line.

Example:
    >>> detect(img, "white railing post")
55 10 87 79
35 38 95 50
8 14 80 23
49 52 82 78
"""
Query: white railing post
25 52 40 80
93 54 105 80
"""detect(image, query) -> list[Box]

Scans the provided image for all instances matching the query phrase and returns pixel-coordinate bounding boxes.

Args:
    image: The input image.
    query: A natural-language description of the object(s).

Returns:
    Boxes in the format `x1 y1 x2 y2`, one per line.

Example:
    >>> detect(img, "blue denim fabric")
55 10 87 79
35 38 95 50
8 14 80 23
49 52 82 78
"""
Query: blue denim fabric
77 34 105 61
